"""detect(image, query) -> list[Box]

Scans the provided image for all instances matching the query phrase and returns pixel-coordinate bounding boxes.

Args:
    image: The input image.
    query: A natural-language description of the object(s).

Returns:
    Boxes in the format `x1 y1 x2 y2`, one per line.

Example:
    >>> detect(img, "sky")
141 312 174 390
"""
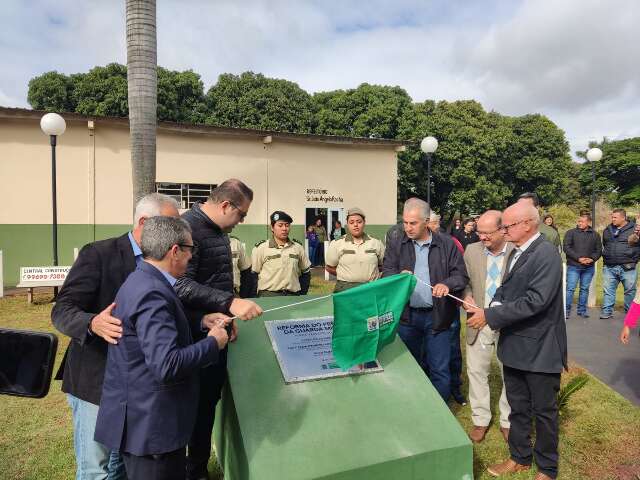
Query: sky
1 0 638 160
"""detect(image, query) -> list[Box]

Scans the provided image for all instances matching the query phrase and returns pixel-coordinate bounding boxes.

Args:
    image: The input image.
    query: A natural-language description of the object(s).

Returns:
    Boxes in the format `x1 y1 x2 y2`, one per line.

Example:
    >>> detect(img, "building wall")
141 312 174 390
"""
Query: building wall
0 115 398 286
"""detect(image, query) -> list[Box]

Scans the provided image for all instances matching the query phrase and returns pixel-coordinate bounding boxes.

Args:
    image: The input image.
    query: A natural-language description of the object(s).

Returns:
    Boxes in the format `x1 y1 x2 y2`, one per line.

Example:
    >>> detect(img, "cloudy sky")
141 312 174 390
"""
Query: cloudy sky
1 0 638 159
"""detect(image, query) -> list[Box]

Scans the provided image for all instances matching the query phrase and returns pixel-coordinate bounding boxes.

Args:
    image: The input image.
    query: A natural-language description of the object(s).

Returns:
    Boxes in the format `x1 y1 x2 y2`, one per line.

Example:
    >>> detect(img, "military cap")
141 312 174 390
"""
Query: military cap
346 207 366 220
270 210 293 225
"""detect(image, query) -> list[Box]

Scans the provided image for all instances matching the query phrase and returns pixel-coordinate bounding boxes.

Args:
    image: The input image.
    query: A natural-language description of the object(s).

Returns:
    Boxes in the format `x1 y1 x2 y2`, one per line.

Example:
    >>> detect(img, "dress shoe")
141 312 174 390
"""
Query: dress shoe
469 425 489 443
487 458 530 477
534 472 554 480
500 426 510 443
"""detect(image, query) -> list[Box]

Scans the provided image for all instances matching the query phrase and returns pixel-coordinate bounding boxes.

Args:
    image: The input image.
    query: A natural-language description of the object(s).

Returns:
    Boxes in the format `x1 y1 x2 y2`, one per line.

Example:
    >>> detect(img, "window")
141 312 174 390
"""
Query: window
156 183 217 209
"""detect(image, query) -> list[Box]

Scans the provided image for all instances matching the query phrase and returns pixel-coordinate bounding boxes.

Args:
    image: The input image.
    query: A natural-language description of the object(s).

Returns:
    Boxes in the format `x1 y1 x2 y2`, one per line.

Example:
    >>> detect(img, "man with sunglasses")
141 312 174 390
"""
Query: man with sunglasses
466 202 567 480
175 179 263 480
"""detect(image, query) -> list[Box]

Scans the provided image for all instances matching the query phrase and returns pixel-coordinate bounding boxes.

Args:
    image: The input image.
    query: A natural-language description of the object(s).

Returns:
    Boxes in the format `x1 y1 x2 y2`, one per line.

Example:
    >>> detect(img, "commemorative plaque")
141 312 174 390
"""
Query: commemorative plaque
264 316 383 384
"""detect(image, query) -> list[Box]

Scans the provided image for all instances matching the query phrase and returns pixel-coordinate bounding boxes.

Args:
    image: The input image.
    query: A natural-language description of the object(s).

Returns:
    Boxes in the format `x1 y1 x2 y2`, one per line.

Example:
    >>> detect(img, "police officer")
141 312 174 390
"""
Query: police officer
229 235 253 297
325 207 385 292
252 211 312 296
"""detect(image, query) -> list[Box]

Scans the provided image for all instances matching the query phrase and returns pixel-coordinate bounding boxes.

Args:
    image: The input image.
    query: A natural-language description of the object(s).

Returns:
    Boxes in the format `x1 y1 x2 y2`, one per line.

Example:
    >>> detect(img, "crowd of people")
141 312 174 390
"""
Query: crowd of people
50 179 639 480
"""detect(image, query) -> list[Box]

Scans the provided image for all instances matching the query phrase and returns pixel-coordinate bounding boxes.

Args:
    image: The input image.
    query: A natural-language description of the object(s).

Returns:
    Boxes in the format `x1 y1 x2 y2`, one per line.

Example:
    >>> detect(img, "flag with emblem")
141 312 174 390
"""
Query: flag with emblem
331 273 416 370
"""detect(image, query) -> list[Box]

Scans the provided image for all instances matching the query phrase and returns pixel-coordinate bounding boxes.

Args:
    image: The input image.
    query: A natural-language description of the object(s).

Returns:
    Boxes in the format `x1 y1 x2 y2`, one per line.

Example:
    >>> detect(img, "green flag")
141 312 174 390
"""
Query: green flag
331 273 417 370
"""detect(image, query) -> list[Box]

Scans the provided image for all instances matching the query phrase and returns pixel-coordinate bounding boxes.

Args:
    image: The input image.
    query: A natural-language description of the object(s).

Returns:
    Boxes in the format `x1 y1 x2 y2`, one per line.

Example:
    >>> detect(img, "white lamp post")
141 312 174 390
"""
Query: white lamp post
586 147 602 227
40 113 66 270
420 136 439 207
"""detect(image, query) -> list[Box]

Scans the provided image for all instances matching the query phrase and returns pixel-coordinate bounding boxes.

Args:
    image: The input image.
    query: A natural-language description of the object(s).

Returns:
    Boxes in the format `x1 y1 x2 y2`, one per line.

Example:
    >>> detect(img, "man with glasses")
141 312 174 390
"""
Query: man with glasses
462 210 513 444
95 216 230 480
52 193 180 480
175 179 263 480
465 203 567 480
517 192 561 250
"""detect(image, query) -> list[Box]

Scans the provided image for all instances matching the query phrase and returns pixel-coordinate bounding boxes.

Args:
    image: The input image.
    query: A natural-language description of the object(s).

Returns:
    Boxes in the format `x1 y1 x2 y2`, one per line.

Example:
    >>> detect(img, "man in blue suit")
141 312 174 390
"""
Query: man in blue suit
95 216 230 480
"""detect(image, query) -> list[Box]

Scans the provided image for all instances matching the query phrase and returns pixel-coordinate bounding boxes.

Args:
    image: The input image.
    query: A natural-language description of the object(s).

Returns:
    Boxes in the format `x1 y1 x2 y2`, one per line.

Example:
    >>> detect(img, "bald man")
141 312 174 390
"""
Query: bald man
466 203 567 480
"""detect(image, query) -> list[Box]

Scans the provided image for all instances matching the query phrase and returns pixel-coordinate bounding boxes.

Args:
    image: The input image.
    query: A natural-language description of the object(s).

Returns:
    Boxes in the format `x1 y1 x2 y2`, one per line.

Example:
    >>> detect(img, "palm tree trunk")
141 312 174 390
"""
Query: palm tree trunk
126 0 157 207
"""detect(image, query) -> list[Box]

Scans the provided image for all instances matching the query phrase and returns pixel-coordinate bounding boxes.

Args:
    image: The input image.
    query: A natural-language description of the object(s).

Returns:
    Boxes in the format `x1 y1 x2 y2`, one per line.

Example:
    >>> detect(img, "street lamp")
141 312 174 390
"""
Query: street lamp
586 147 602 228
420 136 438 207
40 113 66 269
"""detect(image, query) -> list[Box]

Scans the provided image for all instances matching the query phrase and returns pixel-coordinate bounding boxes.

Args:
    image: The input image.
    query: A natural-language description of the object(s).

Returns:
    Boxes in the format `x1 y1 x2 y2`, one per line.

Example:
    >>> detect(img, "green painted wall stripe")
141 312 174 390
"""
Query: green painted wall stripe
0 224 394 286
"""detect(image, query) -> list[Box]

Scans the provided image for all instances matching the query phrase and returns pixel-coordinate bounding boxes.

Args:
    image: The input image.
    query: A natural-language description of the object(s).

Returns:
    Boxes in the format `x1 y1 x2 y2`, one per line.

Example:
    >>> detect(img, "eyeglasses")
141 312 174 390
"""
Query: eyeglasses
229 201 248 220
500 219 531 231
178 243 197 254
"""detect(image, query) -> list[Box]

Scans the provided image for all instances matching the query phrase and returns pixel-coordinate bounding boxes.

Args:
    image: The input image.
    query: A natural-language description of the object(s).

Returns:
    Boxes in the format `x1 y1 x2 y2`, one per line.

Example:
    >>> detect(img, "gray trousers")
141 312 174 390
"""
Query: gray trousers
466 325 511 428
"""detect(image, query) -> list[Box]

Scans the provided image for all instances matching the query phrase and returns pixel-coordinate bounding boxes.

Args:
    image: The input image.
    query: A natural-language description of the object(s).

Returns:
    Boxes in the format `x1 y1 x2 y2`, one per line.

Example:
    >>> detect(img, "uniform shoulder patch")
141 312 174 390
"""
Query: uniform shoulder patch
255 240 266 247
292 238 302 245
229 235 239 240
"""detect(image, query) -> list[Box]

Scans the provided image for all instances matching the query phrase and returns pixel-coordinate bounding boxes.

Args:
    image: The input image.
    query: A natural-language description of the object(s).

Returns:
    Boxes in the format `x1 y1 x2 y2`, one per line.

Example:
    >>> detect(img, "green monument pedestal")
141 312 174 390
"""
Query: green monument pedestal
214 295 473 480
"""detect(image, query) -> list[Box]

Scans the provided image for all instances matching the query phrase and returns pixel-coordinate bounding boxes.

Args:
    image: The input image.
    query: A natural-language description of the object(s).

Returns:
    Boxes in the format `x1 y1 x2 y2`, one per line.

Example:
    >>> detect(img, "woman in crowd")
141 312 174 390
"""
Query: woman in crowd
331 220 346 240
543 213 559 232
325 207 385 292
312 218 328 265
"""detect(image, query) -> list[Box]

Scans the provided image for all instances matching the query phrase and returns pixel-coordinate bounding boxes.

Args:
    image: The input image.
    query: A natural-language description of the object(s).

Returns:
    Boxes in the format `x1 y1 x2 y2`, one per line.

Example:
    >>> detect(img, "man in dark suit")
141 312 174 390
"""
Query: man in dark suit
95 216 230 480
466 202 567 480
52 193 179 479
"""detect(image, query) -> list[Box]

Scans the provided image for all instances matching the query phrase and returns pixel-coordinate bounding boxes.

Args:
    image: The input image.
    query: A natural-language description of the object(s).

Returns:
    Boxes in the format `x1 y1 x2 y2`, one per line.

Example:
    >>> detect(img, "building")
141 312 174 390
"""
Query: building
0 107 404 287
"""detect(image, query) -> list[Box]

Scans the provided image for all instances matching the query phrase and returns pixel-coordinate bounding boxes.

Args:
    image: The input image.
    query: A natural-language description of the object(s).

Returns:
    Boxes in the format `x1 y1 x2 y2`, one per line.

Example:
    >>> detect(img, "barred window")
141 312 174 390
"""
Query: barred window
156 183 217 209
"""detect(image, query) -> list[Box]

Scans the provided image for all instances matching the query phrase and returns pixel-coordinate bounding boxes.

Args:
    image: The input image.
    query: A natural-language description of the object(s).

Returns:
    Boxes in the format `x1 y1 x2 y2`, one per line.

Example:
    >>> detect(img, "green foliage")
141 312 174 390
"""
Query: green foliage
312 83 412 138
204 72 314 133
558 374 589 416
157 67 207 123
27 71 76 112
577 137 640 206
72 63 129 117
396 100 571 218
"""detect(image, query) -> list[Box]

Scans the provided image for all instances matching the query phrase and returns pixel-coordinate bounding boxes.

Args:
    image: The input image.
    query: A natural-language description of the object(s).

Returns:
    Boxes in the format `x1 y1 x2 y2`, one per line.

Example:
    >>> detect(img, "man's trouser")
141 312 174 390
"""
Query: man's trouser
465 325 510 428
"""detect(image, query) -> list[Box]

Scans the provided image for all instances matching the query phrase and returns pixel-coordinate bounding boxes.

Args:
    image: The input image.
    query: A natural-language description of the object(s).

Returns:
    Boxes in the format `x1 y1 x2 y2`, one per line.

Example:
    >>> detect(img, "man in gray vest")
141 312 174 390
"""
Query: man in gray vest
462 210 513 444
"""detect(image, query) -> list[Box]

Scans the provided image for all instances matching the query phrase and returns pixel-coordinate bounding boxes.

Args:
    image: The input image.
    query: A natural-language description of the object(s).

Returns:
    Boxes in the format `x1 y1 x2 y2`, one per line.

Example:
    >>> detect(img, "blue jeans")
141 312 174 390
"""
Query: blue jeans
398 308 451 401
449 309 462 394
602 265 638 315
565 265 595 315
67 394 127 480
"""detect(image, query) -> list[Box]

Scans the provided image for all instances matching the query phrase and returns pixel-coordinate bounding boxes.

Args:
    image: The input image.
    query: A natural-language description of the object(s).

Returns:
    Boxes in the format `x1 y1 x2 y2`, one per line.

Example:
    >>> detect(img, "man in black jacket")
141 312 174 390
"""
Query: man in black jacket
600 208 639 319
382 198 468 401
563 213 602 318
466 202 567 479
175 179 262 480
51 193 180 480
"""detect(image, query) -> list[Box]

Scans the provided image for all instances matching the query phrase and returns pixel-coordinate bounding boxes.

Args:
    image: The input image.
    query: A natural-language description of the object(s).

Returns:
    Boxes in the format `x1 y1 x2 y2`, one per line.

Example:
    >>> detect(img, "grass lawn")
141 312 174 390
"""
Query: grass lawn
1 279 639 479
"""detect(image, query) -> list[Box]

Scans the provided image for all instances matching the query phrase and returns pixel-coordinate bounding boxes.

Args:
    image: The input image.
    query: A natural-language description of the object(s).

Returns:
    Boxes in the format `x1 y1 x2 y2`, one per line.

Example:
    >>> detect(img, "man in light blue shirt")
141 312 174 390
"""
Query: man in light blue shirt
382 198 469 401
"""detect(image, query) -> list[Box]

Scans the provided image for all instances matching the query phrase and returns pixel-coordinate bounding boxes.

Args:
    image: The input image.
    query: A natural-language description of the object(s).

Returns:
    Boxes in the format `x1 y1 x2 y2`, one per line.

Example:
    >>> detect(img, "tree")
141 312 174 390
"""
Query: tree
205 72 314 132
126 0 157 205
505 114 574 206
27 71 76 112
578 137 640 206
312 83 412 138
397 100 514 219
72 63 128 117
157 67 207 123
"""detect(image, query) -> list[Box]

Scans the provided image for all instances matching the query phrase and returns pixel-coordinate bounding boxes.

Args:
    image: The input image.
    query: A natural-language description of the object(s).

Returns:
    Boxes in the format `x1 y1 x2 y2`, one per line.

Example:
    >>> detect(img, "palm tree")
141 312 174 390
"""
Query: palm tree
126 0 157 206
